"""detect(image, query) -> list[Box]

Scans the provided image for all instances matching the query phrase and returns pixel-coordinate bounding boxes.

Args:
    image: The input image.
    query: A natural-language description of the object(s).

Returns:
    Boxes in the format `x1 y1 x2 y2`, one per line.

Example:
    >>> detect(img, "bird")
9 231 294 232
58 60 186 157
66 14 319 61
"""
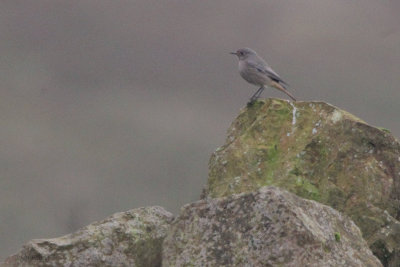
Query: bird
230 47 296 104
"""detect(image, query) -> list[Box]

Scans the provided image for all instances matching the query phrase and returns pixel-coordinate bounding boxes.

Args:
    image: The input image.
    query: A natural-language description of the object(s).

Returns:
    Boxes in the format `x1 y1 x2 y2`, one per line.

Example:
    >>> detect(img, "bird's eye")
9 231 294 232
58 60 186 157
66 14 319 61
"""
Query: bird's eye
239 52 244 56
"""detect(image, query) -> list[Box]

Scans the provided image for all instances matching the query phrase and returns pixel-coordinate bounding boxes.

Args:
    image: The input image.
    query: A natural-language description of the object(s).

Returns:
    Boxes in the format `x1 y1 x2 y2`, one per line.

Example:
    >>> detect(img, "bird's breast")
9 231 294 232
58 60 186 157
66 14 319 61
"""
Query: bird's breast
238 60 247 75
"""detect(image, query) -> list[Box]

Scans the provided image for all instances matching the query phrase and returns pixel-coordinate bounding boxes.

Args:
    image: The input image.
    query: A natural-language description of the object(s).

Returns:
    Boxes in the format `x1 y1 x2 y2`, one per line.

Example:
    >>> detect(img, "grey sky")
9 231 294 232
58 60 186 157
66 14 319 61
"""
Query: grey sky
1 1 400 258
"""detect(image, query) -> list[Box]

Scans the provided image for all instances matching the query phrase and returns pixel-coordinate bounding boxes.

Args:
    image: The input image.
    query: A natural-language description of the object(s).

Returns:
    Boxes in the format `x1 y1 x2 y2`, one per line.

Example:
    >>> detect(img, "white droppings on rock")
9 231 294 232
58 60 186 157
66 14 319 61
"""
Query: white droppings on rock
289 101 297 126
331 110 343 123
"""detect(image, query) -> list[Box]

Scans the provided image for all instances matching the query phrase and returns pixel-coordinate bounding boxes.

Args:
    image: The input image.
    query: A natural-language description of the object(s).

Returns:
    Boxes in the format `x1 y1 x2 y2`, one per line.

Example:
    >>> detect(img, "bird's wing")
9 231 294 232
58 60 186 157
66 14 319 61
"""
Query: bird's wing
248 60 288 86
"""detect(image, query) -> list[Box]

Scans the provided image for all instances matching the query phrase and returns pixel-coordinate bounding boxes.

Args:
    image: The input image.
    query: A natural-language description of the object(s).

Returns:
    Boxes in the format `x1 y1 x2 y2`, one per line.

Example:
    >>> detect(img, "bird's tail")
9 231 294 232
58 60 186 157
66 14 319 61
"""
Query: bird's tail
270 81 297 101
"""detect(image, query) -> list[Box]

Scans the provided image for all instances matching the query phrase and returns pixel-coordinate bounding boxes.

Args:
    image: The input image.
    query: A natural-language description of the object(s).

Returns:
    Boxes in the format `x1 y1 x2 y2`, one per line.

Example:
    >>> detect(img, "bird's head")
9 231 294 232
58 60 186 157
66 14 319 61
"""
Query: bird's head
230 47 257 60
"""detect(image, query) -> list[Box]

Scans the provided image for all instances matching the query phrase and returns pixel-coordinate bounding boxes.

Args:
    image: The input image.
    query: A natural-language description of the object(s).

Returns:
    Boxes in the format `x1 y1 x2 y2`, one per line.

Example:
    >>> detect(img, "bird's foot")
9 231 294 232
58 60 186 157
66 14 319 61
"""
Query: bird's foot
247 98 258 107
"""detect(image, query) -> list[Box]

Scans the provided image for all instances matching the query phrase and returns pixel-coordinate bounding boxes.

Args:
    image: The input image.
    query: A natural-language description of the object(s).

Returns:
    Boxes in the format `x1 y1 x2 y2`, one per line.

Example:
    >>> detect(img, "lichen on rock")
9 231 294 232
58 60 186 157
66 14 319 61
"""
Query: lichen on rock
203 98 400 266
4 206 173 267
164 186 382 267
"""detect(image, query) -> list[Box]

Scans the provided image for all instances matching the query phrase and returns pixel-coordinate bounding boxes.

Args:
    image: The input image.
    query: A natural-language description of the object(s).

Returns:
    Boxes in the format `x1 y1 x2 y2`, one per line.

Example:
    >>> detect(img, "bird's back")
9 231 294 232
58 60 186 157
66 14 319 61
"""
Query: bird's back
246 54 287 86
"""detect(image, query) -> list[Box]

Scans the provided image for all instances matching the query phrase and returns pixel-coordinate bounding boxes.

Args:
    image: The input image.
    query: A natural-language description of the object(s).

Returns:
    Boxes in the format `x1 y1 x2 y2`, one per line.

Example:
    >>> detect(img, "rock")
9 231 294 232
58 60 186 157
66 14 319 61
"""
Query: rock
4 206 173 267
163 186 382 267
4 98 398 266
203 98 400 266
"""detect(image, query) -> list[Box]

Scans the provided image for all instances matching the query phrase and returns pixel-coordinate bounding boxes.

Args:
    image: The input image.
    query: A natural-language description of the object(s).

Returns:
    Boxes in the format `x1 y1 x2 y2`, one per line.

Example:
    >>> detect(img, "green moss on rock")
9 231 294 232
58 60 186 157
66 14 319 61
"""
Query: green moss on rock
203 98 400 266
4 206 174 267
335 232 341 242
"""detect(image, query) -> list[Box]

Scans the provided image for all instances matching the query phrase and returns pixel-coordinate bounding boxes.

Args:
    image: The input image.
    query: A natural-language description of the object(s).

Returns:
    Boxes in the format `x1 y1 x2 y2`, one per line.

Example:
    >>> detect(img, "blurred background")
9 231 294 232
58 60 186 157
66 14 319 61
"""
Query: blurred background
1 0 400 258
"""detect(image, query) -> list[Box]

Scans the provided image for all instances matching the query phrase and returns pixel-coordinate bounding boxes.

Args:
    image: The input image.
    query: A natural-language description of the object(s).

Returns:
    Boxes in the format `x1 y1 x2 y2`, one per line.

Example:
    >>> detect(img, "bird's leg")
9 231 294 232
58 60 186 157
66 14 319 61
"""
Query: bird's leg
248 86 264 104
254 86 265 99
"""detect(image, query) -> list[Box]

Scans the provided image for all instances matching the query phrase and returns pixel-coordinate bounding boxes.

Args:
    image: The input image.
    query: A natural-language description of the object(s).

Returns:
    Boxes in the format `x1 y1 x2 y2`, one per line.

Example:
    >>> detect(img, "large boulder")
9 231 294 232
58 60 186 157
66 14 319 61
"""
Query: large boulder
163 186 382 266
4 206 173 267
203 98 400 266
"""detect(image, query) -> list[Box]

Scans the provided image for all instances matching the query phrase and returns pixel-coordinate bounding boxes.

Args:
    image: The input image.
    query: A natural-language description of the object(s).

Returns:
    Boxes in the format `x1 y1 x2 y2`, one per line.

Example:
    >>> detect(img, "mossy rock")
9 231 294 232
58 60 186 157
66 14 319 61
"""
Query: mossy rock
4 206 174 267
165 187 382 267
203 98 400 266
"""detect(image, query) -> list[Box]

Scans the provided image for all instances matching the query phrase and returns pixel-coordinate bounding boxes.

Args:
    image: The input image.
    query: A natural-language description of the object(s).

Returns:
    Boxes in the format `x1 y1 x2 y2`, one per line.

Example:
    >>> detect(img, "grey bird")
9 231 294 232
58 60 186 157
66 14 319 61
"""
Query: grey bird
230 48 296 103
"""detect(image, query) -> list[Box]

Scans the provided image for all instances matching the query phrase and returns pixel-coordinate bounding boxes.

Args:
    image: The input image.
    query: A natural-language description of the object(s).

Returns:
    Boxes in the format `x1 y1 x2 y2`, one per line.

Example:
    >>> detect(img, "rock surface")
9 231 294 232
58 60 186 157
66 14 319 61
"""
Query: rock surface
203 98 400 266
4 206 173 267
4 98 398 267
163 186 382 267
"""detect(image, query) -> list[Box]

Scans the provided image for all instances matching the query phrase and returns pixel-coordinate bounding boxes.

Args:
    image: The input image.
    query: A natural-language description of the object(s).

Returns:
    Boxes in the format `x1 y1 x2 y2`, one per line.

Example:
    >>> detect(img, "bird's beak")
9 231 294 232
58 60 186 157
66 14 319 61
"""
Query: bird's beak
230 52 237 55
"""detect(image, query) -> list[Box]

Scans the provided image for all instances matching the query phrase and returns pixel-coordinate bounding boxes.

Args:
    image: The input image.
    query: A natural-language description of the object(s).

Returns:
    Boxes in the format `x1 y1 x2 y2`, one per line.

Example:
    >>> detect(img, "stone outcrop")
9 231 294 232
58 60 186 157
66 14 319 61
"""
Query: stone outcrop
203 98 400 266
163 186 382 267
5 98 399 266
4 206 173 267
6 187 381 267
